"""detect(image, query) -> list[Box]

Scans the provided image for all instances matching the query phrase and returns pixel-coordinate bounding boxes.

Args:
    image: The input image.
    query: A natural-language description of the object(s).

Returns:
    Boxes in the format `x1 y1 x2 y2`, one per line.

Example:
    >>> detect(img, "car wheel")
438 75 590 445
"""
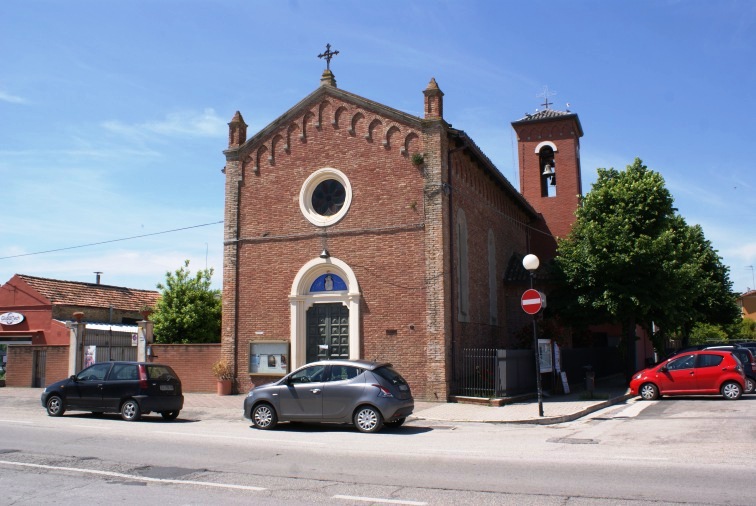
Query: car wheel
639 383 659 400
252 403 277 430
354 406 384 433
160 411 180 420
46 395 65 417
120 399 142 421
384 417 406 428
745 377 755 394
721 381 742 400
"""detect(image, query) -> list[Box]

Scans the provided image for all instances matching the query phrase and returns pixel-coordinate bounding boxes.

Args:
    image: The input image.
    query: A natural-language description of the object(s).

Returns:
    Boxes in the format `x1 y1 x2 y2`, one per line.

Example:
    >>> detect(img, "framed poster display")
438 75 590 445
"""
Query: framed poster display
537 339 553 373
249 341 289 376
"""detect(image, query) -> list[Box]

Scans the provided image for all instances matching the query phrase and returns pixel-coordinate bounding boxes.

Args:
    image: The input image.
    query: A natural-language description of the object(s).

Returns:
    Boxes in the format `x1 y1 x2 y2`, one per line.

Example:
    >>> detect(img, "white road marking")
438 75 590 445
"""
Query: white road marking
0 420 33 424
614 400 655 418
333 495 427 505
0 460 266 491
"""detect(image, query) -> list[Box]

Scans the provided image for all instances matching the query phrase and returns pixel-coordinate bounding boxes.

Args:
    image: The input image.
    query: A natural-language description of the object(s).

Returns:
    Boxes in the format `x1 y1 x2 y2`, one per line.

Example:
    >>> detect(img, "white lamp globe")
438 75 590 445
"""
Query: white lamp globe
522 254 540 272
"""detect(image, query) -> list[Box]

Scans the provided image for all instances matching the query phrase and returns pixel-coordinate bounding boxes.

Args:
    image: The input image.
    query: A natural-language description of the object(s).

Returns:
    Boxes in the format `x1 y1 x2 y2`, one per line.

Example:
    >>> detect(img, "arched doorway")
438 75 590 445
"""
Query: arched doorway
289 257 361 368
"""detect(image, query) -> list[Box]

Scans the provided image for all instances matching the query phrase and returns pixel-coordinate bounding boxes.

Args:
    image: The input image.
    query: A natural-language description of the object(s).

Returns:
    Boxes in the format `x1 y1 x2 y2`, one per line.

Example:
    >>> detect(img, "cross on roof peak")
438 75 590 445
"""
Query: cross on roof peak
537 85 556 110
318 43 339 71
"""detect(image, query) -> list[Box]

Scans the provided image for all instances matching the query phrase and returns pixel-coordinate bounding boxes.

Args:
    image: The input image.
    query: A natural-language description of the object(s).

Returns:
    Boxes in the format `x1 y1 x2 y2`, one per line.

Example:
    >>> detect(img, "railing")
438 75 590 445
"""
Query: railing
460 348 499 397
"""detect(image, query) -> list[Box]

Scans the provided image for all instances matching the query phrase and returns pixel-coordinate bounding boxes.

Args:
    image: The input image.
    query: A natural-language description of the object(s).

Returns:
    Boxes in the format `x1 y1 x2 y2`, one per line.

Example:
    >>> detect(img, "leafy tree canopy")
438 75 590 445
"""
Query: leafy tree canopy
553 158 740 369
152 260 221 344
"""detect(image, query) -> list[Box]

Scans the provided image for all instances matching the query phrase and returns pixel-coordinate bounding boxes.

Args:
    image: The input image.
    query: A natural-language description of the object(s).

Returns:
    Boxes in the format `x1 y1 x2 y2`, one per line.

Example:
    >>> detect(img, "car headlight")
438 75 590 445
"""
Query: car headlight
247 390 255 398
633 373 642 380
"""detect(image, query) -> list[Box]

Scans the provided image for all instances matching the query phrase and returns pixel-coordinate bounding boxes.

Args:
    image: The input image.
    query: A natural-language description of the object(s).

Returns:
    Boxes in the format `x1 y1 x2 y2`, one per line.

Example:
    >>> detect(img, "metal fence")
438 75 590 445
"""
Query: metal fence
460 348 499 397
83 328 137 364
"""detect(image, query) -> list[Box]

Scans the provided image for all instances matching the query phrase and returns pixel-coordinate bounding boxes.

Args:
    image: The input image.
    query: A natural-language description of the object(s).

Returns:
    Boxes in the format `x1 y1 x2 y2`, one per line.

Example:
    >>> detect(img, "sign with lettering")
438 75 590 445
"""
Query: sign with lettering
0 312 24 325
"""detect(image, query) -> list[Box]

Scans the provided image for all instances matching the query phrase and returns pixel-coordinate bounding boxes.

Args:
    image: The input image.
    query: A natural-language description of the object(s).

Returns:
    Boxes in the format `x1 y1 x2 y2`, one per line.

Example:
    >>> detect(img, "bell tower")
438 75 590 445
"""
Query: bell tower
512 106 584 254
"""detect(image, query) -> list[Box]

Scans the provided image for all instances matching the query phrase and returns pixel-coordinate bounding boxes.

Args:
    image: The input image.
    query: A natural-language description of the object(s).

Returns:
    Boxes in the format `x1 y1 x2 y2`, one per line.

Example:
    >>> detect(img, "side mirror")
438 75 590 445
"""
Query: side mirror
70 375 78 382
659 366 668 373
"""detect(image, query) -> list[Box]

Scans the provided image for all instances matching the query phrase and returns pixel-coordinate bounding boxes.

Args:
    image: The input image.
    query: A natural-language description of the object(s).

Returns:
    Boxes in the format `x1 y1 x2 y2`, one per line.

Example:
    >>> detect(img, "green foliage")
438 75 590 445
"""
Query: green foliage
688 322 728 345
553 158 740 359
732 319 756 340
554 159 676 329
152 260 221 344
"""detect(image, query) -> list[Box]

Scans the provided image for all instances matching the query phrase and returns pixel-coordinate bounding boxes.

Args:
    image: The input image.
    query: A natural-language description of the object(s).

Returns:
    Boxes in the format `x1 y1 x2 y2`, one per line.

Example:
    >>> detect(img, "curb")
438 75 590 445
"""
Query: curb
413 392 635 425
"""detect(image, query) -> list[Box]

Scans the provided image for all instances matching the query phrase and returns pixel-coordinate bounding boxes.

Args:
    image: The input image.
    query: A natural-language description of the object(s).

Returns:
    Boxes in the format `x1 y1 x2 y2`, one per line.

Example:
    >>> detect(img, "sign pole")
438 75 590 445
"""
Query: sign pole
530 285 544 417
522 254 544 417
521 284 544 416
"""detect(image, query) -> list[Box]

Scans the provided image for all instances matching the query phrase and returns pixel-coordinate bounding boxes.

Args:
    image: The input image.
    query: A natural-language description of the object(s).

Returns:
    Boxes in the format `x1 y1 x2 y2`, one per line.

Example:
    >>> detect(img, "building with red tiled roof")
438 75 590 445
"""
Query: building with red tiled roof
0 274 159 347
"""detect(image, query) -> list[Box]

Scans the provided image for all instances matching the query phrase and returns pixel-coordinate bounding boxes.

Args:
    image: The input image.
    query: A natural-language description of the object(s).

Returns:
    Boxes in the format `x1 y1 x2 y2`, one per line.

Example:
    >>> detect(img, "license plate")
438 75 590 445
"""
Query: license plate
160 384 174 391
399 385 408 391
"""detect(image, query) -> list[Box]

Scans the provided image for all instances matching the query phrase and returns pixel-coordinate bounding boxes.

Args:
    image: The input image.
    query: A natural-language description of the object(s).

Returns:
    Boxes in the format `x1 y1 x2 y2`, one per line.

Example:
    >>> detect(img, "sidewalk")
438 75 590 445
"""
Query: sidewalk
2 375 633 425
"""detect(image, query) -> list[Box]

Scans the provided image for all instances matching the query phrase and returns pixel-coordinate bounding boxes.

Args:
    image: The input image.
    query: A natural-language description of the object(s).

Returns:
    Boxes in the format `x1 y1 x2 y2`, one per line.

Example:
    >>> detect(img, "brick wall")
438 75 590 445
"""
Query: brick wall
150 343 221 393
5 345 69 387
4 343 220 393
448 147 531 377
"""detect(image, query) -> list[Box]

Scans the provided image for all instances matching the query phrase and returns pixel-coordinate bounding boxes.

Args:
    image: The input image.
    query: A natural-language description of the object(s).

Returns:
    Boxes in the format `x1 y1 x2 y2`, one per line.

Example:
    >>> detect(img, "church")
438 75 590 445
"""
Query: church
220 52 584 400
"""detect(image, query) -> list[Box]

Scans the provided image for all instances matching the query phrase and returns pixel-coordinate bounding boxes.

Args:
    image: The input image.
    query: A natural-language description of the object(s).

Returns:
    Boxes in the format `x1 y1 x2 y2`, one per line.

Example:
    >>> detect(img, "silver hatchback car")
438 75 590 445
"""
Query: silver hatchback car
243 359 414 433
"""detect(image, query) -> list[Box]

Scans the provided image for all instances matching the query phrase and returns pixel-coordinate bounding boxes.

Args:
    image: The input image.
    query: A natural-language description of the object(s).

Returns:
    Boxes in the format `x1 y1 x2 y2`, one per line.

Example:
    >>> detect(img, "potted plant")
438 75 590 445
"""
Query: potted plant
211 359 234 395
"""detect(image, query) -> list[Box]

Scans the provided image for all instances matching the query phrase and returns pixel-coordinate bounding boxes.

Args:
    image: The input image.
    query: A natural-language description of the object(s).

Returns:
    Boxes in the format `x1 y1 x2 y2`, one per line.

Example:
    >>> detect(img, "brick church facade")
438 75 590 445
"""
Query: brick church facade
220 67 583 401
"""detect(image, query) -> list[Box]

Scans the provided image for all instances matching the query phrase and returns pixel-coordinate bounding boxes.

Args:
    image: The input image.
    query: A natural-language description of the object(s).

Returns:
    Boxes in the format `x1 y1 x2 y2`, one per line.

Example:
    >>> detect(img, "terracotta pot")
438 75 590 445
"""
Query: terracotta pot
217 379 233 396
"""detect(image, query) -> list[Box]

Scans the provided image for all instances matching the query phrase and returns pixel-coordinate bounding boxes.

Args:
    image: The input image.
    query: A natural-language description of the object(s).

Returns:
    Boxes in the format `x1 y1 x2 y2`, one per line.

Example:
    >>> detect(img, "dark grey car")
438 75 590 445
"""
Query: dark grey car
243 359 414 433
41 361 184 421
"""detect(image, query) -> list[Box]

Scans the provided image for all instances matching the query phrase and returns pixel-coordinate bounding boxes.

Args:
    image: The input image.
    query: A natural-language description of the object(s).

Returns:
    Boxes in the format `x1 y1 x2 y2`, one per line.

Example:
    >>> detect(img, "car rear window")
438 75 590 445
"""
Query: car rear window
146 365 178 380
373 366 408 386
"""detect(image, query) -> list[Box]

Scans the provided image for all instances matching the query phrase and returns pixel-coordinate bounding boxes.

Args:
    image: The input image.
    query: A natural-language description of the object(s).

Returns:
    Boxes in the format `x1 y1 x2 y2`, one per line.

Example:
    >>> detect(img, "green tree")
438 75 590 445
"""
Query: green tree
553 158 739 377
732 318 756 340
653 217 740 346
688 322 728 345
152 260 221 344
554 159 676 378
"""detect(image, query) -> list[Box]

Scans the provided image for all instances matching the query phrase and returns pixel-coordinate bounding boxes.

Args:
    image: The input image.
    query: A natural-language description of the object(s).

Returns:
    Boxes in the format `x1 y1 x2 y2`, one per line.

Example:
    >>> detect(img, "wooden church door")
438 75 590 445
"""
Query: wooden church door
306 303 349 362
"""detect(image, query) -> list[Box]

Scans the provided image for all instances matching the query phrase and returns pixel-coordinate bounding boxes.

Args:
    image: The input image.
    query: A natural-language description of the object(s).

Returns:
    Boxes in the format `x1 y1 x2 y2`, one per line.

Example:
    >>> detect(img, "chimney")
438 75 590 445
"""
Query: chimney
94 272 102 284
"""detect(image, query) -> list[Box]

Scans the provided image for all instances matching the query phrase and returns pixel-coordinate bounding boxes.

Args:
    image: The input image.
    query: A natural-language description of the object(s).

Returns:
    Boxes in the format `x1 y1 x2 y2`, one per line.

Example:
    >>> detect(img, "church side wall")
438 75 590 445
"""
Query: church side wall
449 149 531 380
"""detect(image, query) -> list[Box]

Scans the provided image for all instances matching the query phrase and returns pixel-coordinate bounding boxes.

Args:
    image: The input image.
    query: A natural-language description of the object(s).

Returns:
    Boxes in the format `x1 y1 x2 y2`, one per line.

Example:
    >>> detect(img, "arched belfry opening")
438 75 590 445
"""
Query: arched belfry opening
289 257 361 369
538 145 556 197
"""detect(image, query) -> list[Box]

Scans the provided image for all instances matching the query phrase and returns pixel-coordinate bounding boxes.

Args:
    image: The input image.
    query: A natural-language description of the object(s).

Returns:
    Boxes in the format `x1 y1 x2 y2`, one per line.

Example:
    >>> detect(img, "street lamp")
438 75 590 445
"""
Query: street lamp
522 253 544 417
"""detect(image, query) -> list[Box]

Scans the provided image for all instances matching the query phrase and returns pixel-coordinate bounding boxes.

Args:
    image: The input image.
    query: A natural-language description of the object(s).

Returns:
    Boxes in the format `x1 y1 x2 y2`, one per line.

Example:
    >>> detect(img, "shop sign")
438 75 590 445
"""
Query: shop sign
0 312 25 325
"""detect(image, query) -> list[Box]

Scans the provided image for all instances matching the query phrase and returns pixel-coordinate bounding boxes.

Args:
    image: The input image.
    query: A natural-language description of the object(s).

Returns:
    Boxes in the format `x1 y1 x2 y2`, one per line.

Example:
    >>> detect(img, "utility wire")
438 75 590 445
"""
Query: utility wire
0 221 223 260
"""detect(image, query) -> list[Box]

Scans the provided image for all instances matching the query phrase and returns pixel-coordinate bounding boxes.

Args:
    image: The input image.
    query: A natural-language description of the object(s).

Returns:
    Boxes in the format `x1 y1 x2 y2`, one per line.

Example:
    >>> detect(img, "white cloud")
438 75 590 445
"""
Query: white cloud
0 90 26 104
102 108 226 139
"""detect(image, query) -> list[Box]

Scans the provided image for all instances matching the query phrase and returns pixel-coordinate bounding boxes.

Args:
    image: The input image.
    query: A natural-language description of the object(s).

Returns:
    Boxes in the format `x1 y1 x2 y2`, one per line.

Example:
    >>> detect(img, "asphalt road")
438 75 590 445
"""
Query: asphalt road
1 392 755 505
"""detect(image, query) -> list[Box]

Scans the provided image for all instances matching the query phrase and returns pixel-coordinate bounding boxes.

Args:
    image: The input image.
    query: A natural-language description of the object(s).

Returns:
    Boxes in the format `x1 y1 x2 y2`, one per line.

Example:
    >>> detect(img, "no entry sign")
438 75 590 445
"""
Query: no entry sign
521 289 543 315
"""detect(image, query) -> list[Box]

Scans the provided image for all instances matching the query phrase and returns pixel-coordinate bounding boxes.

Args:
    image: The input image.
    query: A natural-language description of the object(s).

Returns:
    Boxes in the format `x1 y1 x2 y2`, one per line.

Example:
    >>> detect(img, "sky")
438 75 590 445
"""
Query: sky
1 0 755 295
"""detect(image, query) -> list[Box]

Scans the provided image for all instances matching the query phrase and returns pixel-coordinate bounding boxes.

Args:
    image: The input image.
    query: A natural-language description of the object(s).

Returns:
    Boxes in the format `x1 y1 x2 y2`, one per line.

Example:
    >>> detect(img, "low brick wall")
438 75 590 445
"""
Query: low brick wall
3 343 221 393
5 345 69 387
150 343 221 393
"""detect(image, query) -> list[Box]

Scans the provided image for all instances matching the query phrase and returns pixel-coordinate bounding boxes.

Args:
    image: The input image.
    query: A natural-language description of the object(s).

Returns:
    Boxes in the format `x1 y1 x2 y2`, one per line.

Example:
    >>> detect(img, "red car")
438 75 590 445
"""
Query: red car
630 350 746 400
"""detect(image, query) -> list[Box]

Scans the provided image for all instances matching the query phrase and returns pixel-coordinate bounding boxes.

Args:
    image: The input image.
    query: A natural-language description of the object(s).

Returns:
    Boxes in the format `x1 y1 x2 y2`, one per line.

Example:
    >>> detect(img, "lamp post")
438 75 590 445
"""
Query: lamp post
522 253 544 417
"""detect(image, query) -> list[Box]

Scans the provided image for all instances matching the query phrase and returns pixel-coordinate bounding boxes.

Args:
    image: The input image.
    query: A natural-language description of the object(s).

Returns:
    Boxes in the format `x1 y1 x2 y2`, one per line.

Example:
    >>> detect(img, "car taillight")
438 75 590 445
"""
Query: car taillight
372 384 394 398
138 365 149 389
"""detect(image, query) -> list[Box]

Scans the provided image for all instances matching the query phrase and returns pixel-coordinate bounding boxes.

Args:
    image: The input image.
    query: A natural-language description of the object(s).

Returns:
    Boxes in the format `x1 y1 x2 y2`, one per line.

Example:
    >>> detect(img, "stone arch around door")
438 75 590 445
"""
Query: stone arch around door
289 256 361 369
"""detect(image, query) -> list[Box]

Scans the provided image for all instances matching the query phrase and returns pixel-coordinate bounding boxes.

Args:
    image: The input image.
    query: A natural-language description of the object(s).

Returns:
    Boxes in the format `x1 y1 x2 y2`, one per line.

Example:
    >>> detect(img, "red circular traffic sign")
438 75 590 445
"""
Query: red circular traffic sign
521 289 543 315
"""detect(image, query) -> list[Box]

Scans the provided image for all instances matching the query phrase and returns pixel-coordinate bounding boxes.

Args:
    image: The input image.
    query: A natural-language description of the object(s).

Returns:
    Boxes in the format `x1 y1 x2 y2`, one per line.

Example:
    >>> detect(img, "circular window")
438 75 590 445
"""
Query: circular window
300 168 352 226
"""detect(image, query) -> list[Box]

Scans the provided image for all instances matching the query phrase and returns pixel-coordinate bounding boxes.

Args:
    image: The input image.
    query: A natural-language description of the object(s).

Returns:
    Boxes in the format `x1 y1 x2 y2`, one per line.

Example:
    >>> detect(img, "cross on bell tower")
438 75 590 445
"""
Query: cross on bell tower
537 85 556 110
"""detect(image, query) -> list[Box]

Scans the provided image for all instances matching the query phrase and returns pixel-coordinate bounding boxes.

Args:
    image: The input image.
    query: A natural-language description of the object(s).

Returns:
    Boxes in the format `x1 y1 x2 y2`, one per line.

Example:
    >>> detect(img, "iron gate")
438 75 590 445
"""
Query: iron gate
83 326 137 366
